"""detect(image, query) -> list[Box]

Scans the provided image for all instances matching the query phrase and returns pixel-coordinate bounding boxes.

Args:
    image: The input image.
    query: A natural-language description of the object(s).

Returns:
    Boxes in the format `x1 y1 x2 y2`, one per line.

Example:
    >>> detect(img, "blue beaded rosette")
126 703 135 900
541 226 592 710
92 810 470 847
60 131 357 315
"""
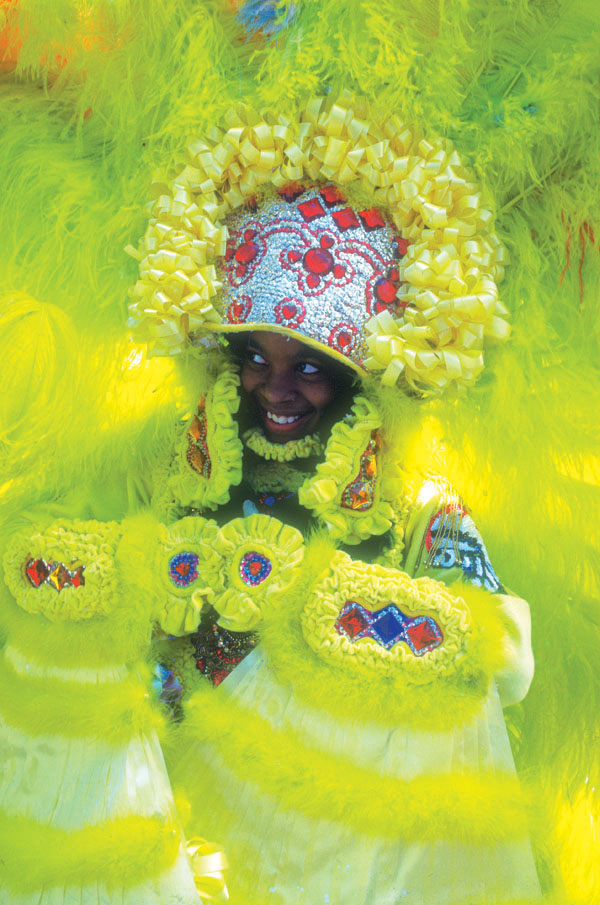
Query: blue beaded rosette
156 516 224 635
212 514 304 631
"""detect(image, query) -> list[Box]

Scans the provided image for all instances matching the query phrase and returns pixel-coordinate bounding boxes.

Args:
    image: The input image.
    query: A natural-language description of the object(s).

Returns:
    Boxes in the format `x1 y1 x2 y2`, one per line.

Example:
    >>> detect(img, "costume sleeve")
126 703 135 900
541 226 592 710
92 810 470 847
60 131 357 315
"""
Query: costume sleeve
401 476 534 706
0 493 206 903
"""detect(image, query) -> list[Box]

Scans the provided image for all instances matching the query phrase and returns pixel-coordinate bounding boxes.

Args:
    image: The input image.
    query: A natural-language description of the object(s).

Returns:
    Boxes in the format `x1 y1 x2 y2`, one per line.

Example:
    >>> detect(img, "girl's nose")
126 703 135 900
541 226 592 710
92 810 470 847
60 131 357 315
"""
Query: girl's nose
262 368 296 403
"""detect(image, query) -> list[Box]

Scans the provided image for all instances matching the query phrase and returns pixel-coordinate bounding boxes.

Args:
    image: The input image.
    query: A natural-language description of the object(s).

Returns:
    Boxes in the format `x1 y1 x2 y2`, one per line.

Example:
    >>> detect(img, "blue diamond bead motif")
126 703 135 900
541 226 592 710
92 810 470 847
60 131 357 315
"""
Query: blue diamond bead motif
370 607 407 648
335 600 443 656
169 552 200 588
239 551 272 587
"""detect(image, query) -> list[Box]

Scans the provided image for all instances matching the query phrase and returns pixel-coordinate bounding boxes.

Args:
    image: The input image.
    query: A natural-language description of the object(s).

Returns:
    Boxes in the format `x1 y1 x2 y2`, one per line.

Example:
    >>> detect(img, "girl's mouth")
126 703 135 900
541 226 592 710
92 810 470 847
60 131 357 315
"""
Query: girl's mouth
261 408 312 435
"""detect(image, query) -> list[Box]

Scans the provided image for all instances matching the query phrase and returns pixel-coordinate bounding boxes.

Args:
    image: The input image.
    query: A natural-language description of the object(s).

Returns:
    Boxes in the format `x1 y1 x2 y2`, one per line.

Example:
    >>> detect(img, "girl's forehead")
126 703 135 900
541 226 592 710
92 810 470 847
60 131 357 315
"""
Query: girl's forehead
248 331 323 361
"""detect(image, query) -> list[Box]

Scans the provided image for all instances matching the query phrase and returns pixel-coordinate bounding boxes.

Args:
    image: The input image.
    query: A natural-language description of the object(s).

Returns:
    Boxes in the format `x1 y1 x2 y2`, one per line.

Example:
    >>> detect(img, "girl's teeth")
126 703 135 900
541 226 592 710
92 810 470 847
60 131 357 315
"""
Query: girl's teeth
266 411 301 424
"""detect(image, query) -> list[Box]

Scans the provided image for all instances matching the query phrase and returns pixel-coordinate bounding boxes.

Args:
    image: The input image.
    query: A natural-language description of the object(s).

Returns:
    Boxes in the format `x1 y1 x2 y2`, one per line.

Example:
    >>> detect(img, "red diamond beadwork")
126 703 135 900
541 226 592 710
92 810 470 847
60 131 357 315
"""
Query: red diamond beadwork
332 208 360 231
320 185 346 207
406 619 442 652
298 197 326 222
393 236 409 257
25 558 49 587
338 604 369 638
374 278 398 305
358 208 385 231
70 566 86 588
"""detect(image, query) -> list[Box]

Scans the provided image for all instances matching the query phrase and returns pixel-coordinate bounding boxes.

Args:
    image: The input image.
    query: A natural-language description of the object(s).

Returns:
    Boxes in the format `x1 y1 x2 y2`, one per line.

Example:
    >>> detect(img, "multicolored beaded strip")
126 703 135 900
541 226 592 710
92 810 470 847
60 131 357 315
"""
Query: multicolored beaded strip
168 552 200 588
340 431 379 511
239 551 272 586
335 599 443 656
24 558 85 592
186 399 212 478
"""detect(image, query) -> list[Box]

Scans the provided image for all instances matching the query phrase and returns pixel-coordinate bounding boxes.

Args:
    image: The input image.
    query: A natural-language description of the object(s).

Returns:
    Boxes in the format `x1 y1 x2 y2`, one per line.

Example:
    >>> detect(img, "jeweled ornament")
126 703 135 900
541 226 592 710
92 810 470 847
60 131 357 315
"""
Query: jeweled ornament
337 602 371 639
169 552 200 588
24 557 86 593
239 551 273 586
25 558 49 587
334 599 444 656
186 400 212 478
341 433 379 511
405 617 444 654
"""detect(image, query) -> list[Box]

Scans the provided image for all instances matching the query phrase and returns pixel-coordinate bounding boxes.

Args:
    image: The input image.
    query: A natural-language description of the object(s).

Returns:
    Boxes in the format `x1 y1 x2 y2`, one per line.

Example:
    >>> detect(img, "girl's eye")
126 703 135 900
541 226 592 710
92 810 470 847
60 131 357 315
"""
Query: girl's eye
247 350 267 366
297 362 321 376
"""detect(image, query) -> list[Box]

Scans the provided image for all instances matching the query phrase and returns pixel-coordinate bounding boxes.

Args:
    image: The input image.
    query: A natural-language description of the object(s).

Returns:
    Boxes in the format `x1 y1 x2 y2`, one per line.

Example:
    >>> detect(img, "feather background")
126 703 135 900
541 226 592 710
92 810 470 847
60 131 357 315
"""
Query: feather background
0 1 598 900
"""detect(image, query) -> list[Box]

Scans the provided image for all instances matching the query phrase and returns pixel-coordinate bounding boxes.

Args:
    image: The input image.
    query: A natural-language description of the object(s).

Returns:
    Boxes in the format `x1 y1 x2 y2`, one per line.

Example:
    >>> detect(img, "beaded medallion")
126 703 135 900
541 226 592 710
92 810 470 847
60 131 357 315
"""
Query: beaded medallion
168 552 200 588
239 551 272 587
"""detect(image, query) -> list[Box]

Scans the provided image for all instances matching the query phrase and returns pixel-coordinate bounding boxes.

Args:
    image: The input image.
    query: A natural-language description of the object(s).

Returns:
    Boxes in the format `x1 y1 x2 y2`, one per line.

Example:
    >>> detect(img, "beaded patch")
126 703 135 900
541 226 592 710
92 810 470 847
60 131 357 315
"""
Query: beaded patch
424 507 503 592
193 613 259 686
239 551 272 586
25 558 85 592
168 552 200 588
335 600 443 656
340 431 379 511
186 399 211 478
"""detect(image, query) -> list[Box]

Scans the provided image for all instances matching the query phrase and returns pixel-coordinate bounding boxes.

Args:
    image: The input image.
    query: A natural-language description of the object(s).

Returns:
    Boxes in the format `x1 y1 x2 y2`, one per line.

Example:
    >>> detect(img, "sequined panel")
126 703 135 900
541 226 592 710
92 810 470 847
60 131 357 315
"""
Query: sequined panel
192 612 259 686
424 508 504 593
24 558 86 593
340 432 379 511
239 551 272 586
168 552 200 588
219 186 409 371
186 399 211 478
335 600 443 656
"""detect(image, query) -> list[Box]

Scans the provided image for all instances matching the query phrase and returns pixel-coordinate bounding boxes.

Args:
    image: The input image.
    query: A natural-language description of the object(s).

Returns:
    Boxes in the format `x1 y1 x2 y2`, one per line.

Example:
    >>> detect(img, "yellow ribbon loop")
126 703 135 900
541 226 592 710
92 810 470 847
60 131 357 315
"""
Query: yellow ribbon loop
187 837 229 903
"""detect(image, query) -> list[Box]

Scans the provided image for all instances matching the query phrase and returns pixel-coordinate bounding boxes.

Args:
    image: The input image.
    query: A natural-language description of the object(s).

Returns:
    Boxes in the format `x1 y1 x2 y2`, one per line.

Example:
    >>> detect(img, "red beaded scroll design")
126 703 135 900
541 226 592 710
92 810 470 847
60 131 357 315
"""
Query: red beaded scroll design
186 400 212 478
340 431 379 511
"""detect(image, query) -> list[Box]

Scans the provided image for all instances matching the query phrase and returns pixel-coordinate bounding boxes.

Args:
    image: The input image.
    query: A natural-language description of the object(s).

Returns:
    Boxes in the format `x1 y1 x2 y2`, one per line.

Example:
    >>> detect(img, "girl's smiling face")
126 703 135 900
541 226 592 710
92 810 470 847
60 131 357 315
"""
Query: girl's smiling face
239 331 353 442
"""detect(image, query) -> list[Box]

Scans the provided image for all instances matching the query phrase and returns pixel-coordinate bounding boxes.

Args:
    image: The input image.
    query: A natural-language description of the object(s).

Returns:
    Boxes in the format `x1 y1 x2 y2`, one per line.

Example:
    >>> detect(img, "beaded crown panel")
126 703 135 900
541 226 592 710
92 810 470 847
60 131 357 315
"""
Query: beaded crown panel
218 184 407 371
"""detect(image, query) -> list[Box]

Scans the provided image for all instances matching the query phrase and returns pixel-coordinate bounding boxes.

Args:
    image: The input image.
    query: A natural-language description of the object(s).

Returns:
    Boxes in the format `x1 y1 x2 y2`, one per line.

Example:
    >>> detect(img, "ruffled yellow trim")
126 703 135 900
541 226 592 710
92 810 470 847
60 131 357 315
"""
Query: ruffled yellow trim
298 394 404 544
129 93 508 394
301 551 470 682
212 514 304 631
242 427 324 461
3 520 122 622
155 365 243 515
